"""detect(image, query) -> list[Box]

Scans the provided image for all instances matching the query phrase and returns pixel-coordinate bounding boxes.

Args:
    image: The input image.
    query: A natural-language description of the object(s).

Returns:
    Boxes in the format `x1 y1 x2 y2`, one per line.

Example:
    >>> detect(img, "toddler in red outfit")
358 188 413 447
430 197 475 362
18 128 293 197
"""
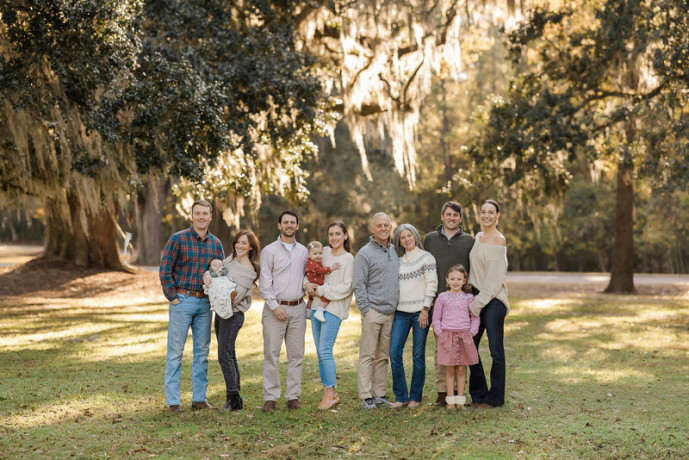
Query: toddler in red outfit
305 241 341 322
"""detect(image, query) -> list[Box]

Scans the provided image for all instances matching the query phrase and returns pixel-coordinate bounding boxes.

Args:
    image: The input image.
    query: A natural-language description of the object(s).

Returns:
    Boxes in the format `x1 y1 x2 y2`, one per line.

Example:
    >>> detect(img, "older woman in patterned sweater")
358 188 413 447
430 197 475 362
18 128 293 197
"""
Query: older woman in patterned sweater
389 224 438 408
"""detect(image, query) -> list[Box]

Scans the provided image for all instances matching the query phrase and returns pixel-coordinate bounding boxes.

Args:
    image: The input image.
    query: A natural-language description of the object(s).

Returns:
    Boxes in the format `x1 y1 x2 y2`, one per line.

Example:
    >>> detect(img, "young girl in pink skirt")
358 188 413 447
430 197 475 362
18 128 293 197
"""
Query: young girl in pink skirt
432 264 480 409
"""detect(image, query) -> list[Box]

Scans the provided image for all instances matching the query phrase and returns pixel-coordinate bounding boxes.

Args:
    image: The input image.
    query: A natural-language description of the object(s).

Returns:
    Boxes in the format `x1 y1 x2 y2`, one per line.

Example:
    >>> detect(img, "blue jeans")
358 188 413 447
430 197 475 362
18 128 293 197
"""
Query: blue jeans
469 298 507 406
390 311 429 403
164 294 212 405
311 311 342 388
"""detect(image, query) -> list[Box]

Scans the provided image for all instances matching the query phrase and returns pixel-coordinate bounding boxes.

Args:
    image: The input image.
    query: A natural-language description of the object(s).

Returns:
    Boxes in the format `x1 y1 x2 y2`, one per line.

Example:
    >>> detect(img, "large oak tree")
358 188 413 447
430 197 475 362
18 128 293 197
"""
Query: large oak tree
473 0 689 292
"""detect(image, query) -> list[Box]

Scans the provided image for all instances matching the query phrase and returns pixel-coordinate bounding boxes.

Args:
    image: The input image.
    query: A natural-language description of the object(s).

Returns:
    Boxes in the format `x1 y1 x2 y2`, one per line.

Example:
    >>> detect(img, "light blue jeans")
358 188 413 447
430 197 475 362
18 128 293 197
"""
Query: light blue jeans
164 294 212 405
311 311 342 388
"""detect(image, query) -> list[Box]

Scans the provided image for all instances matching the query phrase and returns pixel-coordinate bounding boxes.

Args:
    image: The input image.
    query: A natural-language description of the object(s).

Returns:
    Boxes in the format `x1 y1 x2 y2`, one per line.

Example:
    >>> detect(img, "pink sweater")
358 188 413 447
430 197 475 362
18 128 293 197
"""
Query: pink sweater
432 291 480 336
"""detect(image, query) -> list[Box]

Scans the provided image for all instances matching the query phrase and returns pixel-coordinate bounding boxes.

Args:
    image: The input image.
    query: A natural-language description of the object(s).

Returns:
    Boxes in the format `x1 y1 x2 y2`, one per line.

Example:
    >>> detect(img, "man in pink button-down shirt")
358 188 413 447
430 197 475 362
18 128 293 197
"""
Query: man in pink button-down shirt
258 210 308 411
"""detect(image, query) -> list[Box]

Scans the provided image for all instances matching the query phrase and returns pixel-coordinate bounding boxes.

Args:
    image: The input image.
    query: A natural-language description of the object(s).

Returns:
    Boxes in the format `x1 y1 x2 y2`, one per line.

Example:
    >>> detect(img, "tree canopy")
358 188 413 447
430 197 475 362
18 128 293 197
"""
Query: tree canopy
0 0 328 267
472 0 689 291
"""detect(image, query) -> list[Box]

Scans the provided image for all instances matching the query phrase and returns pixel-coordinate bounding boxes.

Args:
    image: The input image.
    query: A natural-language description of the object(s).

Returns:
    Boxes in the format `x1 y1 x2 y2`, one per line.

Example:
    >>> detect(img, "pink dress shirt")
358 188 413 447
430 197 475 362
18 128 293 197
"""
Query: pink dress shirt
259 237 308 310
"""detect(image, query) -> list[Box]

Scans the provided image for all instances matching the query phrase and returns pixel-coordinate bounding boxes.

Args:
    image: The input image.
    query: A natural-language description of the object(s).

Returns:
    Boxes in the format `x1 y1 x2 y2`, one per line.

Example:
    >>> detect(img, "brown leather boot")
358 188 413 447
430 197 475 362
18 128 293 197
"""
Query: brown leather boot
431 392 447 406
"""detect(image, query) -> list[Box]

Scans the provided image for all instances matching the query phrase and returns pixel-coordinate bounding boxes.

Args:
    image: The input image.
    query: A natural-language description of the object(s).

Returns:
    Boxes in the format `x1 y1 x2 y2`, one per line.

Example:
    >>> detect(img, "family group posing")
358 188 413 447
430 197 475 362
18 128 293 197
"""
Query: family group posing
159 199 509 413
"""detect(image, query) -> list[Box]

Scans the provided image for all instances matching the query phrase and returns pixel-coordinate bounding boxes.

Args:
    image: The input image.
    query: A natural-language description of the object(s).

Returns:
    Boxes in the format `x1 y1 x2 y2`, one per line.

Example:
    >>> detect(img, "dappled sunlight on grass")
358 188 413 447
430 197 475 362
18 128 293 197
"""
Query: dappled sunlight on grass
1 271 688 457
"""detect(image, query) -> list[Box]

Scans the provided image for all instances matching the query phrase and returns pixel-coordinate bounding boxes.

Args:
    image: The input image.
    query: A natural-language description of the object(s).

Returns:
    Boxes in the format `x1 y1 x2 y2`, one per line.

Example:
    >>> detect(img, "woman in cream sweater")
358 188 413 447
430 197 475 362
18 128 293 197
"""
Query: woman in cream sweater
389 224 438 408
304 222 355 409
468 200 510 408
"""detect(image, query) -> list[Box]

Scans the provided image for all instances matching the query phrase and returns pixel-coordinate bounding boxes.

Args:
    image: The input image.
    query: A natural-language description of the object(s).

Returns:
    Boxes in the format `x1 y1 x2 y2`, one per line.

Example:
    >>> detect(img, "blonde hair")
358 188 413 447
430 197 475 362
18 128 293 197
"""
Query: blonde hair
307 241 323 250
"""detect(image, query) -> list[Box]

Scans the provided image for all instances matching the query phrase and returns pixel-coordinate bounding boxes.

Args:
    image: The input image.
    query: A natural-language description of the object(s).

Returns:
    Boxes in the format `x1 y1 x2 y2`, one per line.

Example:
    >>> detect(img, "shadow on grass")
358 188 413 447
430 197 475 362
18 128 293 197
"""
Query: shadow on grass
1 286 688 457
0 259 146 299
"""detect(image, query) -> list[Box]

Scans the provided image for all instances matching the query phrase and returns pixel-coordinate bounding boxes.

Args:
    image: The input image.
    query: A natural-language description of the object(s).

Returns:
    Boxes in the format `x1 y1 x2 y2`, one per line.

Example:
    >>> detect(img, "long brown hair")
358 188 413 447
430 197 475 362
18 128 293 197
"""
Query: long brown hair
232 230 261 278
327 221 351 253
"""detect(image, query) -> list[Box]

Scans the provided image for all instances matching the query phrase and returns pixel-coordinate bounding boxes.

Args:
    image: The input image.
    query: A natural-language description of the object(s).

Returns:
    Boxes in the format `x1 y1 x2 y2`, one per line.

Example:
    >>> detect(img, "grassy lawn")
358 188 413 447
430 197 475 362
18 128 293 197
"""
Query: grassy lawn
0 265 688 458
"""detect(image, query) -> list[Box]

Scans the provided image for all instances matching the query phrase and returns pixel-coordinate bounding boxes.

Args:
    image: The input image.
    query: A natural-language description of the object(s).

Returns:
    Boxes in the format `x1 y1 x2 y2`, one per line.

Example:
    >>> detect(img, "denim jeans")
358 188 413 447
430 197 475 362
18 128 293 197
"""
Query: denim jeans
164 294 212 405
215 311 245 395
311 311 342 388
389 310 429 403
469 298 507 406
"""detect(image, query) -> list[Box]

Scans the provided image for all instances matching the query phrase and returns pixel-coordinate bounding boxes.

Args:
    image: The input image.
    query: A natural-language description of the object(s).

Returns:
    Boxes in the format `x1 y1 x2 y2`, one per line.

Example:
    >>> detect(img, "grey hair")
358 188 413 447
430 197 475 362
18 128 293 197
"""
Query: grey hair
370 212 391 227
393 223 424 256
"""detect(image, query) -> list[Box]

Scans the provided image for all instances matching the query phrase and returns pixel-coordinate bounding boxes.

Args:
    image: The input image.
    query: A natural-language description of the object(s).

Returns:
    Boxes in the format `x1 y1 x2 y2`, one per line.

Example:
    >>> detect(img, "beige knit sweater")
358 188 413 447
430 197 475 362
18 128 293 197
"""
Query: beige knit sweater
467 234 510 316
222 257 258 313
311 247 355 321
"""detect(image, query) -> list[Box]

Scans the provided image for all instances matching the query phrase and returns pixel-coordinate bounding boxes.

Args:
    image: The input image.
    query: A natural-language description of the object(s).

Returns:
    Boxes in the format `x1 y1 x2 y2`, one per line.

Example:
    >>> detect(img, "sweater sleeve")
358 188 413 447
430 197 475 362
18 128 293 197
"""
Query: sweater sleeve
352 252 371 315
432 294 445 335
469 247 508 316
312 262 332 276
231 277 249 306
468 295 480 335
423 254 438 308
318 255 354 302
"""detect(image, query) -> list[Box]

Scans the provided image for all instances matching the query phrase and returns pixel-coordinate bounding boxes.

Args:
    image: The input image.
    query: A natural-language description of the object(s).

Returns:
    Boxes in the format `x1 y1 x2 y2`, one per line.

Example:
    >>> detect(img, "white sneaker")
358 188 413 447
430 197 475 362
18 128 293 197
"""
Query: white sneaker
314 309 326 322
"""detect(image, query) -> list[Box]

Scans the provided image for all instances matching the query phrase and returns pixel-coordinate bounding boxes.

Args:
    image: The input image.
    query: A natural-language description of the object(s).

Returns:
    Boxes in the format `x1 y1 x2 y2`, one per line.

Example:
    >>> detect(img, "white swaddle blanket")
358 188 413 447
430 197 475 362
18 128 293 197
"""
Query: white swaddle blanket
205 276 237 319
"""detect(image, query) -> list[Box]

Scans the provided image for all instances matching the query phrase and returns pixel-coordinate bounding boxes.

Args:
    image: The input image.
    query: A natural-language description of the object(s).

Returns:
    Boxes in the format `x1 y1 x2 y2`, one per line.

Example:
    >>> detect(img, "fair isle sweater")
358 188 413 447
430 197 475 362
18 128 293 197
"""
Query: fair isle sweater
397 248 438 313
432 291 480 336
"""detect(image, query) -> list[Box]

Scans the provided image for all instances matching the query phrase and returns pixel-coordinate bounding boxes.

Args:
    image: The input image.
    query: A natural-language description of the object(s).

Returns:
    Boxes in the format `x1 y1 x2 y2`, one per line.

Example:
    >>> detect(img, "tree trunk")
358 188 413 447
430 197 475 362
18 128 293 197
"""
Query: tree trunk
135 177 168 265
43 190 132 272
3 208 18 242
604 159 636 293
209 206 232 248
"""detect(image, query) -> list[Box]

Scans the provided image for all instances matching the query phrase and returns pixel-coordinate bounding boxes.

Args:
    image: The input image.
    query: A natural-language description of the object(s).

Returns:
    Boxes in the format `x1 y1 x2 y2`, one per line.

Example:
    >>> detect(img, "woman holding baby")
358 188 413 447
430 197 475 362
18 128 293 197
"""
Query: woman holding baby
212 230 261 411
304 222 355 410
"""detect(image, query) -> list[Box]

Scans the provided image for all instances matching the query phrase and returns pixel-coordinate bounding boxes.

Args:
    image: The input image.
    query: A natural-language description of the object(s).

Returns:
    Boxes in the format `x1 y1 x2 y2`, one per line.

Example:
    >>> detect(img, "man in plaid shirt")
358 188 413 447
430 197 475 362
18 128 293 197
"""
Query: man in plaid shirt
159 199 224 413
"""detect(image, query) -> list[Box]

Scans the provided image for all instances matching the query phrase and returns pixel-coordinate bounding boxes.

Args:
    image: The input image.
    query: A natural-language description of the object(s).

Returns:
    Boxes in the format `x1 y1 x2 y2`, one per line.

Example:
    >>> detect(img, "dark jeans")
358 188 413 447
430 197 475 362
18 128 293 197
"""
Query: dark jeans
390 311 429 403
469 299 507 406
215 311 245 395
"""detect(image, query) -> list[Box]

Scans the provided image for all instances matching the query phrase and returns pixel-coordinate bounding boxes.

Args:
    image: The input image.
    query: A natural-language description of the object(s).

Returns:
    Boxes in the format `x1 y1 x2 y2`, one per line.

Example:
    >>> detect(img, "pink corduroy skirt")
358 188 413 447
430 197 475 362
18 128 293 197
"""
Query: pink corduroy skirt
436 330 479 366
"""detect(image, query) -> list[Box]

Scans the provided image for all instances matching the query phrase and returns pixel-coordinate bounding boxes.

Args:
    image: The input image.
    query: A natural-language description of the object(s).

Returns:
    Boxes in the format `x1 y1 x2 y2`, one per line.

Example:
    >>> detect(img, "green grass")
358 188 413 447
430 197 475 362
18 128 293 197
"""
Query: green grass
1 275 688 458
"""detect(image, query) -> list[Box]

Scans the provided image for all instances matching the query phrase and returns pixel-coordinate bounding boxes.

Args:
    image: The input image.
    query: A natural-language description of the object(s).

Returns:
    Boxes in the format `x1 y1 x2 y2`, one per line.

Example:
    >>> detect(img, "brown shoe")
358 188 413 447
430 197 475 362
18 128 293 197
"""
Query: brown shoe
286 399 302 410
191 401 214 410
261 400 276 412
472 402 494 409
168 405 183 413
408 401 421 409
430 392 447 406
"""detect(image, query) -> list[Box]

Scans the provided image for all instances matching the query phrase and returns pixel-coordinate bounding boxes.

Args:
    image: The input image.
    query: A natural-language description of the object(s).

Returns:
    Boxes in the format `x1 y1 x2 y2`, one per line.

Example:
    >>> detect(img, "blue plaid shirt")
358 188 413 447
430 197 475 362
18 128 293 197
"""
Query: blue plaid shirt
159 227 224 301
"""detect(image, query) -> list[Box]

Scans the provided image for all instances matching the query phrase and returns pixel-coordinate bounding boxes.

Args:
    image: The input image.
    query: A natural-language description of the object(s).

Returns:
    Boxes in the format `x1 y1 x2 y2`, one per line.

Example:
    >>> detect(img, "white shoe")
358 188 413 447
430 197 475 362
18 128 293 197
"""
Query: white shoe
314 310 326 322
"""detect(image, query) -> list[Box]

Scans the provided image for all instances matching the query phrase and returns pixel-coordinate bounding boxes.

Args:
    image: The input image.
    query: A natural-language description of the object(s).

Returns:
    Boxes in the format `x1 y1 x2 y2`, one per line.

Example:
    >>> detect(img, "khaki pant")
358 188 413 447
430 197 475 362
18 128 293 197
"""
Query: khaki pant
434 331 447 392
357 308 393 399
262 303 307 401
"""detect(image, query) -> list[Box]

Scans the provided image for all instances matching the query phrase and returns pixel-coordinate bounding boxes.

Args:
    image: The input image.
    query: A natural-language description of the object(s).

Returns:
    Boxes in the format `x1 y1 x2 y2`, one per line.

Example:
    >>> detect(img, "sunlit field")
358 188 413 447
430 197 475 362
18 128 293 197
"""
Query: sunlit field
1 267 688 458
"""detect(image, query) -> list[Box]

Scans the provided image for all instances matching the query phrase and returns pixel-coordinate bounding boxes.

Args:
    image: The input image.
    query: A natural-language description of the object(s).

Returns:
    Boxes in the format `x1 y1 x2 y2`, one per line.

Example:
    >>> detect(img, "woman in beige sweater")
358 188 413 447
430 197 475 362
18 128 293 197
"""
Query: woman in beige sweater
304 222 355 409
467 200 510 408
215 230 260 411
